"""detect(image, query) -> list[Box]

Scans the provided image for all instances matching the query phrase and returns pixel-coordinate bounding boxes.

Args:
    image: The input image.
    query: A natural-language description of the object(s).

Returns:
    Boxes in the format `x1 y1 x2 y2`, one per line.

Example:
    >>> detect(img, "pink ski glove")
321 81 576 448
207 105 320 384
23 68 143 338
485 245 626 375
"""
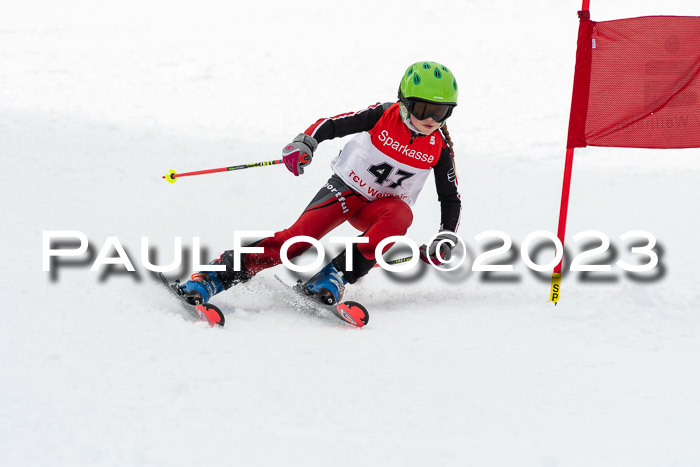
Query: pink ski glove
282 133 318 176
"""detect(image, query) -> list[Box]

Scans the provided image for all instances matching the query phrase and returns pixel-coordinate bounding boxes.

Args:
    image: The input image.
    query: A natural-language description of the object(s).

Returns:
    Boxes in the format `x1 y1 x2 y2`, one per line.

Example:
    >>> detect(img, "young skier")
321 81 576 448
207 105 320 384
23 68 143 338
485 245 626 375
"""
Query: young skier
174 61 462 306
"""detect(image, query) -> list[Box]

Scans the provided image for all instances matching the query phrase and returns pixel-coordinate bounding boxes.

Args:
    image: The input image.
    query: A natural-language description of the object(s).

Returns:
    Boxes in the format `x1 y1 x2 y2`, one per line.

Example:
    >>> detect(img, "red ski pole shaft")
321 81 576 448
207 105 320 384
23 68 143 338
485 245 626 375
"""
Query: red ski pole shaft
163 159 284 183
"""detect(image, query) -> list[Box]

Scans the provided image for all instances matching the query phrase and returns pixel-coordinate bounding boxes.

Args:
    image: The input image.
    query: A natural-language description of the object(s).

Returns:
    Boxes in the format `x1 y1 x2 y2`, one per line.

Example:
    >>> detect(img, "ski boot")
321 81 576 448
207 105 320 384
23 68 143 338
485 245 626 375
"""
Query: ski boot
302 261 348 306
174 271 225 305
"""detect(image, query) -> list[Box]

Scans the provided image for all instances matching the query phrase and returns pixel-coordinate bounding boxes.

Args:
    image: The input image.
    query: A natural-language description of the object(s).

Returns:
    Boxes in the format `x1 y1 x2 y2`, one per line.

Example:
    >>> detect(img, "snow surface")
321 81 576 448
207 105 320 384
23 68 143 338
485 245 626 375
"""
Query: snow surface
2 1 700 466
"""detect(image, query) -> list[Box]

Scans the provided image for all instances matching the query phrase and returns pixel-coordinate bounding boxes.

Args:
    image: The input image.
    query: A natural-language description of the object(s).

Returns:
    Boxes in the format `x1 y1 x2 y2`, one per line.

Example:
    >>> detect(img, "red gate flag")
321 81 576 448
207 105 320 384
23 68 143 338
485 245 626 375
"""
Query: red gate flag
568 12 700 149
551 6 700 304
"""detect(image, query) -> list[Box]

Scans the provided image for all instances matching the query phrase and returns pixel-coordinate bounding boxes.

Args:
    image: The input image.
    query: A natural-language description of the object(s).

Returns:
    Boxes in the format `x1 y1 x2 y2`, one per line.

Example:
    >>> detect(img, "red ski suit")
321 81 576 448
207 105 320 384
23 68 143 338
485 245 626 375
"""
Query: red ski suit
240 102 461 282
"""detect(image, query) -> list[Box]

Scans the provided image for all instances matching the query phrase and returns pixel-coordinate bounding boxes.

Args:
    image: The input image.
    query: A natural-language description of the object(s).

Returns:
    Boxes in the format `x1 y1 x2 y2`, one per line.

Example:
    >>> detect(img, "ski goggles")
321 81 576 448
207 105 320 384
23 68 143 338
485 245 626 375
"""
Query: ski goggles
399 96 456 123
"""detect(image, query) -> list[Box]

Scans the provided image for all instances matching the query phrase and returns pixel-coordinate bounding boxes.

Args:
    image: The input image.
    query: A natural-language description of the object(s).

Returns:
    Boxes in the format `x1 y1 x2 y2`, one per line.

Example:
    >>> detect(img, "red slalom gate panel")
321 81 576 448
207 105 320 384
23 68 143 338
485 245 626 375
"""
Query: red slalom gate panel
568 13 700 149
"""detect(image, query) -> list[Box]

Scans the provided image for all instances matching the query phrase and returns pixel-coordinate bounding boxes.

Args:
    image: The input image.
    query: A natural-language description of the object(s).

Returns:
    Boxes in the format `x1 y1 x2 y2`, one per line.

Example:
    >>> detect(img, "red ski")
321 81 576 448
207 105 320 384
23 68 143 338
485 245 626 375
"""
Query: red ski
274 275 369 328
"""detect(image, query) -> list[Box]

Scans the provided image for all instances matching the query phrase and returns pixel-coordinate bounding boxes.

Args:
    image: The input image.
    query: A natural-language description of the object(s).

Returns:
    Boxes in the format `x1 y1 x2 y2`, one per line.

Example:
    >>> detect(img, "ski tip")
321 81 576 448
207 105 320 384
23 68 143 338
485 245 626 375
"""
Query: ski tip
336 301 369 328
195 303 225 327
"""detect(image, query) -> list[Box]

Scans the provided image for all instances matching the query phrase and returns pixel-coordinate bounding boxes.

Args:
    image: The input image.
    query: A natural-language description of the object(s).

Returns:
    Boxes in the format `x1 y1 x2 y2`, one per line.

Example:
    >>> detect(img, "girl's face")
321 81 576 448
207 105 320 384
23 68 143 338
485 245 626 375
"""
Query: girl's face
409 113 441 134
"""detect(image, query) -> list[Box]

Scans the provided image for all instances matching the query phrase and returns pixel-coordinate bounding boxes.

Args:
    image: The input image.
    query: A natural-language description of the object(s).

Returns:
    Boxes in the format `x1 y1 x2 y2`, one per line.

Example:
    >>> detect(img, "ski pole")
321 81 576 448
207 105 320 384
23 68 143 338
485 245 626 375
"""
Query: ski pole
163 159 284 183
380 255 415 267
373 244 439 268
372 252 420 268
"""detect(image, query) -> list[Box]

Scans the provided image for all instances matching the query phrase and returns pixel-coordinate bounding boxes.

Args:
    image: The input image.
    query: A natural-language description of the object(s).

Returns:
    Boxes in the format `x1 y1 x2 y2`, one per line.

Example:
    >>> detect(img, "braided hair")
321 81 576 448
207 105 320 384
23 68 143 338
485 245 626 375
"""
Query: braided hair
440 123 457 177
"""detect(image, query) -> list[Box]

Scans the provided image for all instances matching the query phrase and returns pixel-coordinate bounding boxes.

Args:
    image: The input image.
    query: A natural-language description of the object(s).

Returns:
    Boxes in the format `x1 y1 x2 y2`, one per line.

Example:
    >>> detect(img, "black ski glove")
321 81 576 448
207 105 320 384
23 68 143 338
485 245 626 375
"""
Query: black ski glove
420 231 458 265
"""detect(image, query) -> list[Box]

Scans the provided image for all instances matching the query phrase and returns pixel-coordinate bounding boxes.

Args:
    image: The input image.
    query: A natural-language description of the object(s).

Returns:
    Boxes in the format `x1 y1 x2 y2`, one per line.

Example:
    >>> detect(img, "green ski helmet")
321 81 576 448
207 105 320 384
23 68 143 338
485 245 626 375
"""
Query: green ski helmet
398 61 458 122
